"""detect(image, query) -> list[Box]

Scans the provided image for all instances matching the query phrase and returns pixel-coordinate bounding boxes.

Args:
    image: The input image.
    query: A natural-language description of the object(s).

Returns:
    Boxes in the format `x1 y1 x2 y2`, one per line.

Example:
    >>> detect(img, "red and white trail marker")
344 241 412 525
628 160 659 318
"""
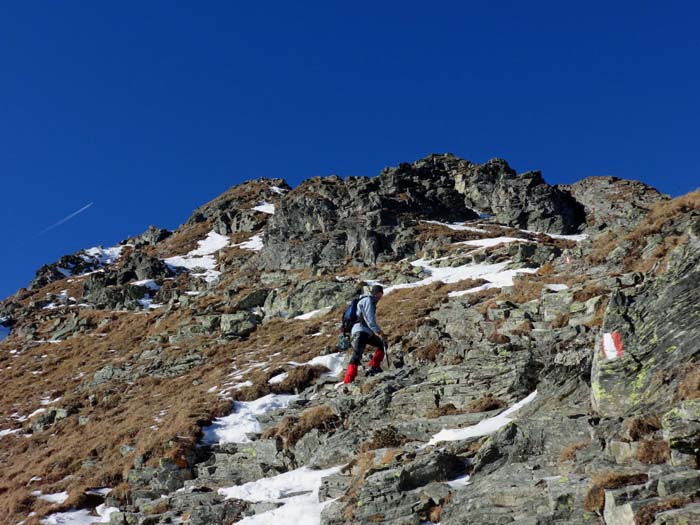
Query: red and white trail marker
601 331 624 361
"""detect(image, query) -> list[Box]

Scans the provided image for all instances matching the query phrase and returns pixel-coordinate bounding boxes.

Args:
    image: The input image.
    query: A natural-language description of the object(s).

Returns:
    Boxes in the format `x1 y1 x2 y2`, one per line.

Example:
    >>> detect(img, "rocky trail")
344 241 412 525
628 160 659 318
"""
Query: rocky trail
1 154 700 525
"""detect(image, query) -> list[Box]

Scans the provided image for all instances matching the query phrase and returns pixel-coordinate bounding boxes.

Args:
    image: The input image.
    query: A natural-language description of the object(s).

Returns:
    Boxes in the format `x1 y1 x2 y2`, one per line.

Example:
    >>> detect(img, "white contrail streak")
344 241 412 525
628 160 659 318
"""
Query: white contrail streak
36 202 94 237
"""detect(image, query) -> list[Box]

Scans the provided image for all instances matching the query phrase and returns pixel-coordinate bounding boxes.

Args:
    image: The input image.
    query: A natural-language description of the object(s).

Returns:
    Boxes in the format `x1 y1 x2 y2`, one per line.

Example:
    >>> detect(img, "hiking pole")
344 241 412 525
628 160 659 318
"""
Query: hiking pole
384 340 392 369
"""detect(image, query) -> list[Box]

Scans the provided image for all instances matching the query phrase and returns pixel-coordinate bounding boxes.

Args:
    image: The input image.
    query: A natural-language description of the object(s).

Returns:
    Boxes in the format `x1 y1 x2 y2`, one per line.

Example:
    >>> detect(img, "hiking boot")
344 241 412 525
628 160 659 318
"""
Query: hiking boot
366 366 382 376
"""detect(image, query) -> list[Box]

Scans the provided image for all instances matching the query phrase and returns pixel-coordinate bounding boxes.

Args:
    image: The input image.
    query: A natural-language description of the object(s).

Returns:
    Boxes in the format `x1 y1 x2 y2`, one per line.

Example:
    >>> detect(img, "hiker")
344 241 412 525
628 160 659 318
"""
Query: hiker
343 284 387 384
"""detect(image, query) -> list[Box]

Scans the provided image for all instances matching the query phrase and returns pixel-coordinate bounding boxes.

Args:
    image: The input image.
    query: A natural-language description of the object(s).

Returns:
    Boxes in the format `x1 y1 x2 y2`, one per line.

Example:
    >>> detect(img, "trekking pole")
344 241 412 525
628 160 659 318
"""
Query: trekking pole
384 340 391 369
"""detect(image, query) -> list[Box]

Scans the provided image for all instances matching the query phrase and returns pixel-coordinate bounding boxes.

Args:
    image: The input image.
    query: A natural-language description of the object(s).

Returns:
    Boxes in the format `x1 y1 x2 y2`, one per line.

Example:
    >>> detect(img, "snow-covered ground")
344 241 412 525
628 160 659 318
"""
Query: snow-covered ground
270 186 287 195
252 202 275 214
421 220 487 233
293 306 332 320
456 236 529 248
40 504 119 525
202 394 299 445
81 246 124 267
32 491 69 504
219 466 342 525
165 230 230 282
426 391 538 446
234 234 264 251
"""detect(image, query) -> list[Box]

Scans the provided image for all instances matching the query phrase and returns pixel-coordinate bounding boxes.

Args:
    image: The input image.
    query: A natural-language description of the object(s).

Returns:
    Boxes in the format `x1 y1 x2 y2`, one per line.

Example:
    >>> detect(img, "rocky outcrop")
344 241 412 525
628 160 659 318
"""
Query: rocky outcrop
451 156 586 234
559 176 669 232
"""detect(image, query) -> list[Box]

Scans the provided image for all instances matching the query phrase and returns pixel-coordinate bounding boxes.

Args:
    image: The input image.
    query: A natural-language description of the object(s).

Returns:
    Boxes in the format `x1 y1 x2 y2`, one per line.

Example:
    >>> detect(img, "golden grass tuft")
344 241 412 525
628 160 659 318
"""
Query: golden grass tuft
583 472 649 512
635 440 670 464
559 441 590 462
262 404 339 447
467 395 507 414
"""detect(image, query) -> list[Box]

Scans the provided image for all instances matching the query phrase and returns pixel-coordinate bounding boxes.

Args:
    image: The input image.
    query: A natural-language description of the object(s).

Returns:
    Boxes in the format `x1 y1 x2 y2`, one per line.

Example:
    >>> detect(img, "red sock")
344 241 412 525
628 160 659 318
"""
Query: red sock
343 364 358 384
369 350 384 368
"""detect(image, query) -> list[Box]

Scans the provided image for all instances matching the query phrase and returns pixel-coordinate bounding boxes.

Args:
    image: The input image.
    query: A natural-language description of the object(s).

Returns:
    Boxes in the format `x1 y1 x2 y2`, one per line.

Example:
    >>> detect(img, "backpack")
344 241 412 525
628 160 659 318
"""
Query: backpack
341 297 361 334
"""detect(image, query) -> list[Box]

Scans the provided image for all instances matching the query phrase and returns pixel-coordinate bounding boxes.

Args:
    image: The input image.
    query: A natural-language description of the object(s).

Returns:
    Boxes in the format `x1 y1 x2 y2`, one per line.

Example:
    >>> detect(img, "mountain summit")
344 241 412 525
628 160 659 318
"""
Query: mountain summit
2 155 699 525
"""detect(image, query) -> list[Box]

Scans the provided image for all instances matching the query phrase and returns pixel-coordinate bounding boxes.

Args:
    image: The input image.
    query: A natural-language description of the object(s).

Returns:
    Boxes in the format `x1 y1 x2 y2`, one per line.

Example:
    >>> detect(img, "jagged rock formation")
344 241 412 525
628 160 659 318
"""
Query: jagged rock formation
1 154 699 525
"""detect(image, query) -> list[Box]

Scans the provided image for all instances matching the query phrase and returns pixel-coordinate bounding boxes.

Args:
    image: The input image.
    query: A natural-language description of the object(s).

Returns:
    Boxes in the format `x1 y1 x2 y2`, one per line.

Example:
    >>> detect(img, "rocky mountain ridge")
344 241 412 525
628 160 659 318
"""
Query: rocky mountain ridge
1 154 699 525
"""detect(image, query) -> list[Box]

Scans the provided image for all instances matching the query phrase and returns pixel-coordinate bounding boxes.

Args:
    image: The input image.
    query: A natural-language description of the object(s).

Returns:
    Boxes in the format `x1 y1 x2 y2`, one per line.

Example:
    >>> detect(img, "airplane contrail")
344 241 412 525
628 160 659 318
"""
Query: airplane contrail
36 202 94 237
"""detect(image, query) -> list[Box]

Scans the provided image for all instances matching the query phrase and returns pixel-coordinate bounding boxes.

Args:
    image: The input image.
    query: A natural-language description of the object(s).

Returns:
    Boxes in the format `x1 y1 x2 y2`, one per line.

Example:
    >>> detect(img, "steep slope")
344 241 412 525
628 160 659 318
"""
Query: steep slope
0 156 697 525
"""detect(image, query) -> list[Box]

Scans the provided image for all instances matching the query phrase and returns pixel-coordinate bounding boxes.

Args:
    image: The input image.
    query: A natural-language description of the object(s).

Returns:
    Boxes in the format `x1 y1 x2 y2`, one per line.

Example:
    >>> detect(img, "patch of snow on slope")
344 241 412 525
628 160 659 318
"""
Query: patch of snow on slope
0 428 21 438
33 491 69 504
219 466 342 525
252 202 275 214
165 230 230 282
132 279 160 291
40 504 118 524
426 391 537 446
456 236 529 248
384 259 512 294
421 220 487 233
521 229 588 242
234 234 264 251
270 186 287 195
81 246 124 266
448 267 539 297
293 306 332 320
268 372 288 384
545 284 569 291
202 394 298 445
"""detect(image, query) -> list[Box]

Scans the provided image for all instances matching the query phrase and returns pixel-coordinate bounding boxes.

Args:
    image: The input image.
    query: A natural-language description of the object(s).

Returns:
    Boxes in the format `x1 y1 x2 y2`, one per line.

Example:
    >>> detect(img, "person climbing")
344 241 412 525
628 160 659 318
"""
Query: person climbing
343 284 387 384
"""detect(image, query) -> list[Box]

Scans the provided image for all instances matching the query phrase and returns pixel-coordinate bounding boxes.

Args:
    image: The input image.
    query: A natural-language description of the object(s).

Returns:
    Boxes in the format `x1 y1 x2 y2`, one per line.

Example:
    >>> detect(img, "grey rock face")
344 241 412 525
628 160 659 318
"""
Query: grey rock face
452 157 586 233
261 155 478 270
559 176 669 232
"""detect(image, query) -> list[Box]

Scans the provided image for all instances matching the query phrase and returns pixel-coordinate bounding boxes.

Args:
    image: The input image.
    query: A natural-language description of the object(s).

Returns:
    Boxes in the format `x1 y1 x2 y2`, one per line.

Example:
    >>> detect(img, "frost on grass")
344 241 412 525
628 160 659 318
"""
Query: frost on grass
202 393 299 445
219 466 341 525
165 230 230 282
426 391 537 446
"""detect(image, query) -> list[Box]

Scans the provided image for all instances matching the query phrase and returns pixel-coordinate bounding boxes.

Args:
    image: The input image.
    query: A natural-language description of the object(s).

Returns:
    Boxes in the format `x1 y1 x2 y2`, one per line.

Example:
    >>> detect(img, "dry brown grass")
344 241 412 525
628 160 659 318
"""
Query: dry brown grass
467 395 507 413
415 342 444 362
588 190 700 272
635 495 699 525
509 321 534 336
381 280 479 346
551 314 570 329
635 440 670 464
583 472 649 512
425 403 463 419
622 415 661 441
678 365 700 401
359 426 407 452
341 451 376 520
559 441 590 462
262 404 339 447
572 283 608 303
486 332 510 345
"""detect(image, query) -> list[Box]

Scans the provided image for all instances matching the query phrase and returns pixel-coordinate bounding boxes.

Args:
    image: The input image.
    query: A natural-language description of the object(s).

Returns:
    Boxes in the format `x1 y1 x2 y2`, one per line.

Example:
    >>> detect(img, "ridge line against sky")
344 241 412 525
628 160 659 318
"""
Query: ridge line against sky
1 1 698 300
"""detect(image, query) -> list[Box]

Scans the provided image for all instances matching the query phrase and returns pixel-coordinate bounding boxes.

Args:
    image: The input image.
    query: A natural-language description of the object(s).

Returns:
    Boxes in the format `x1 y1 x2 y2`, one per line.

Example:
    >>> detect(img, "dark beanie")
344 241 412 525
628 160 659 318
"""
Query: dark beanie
370 284 384 295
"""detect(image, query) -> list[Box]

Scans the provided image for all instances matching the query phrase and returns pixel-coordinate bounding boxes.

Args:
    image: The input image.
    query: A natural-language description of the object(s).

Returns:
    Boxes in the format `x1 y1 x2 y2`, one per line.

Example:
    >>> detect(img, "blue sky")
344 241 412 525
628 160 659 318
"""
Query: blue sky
1 1 698 300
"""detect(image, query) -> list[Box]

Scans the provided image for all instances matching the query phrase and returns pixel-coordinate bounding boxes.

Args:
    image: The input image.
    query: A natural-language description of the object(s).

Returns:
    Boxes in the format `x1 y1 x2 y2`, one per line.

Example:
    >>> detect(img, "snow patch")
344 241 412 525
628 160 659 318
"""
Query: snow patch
81 246 124 266
165 230 230 283
446 474 471 488
40 504 119 524
0 428 21 438
426 391 537 446
33 491 69 504
132 279 160 291
447 267 538 298
421 220 487 233
252 202 275 214
219 466 342 525
268 372 288 384
293 306 332 320
456 236 529 248
545 284 569 291
270 186 288 195
234 234 264 251
202 394 299 445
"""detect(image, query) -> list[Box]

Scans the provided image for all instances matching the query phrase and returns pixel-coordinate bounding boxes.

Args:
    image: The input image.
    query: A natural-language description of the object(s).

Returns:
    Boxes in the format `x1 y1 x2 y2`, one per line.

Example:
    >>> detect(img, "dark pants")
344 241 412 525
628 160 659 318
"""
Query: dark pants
350 332 384 366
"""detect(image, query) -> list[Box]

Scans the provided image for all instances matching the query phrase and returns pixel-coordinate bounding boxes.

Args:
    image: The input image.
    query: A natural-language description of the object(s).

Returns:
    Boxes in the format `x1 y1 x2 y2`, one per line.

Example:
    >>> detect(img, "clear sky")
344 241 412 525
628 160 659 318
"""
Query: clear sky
1 1 698 300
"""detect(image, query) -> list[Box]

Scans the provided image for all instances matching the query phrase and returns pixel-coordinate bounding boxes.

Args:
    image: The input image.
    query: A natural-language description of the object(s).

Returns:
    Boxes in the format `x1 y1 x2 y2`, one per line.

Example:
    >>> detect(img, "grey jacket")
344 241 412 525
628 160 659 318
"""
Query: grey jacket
351 295 382 336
